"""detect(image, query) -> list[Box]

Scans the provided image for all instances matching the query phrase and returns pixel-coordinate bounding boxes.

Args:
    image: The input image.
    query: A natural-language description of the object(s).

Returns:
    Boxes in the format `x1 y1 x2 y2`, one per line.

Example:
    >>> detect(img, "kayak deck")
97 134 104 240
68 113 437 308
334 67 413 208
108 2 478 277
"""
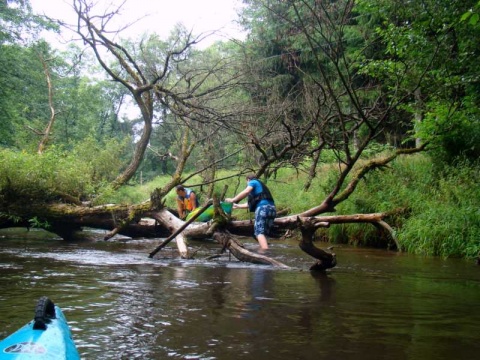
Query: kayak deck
0 297 79 360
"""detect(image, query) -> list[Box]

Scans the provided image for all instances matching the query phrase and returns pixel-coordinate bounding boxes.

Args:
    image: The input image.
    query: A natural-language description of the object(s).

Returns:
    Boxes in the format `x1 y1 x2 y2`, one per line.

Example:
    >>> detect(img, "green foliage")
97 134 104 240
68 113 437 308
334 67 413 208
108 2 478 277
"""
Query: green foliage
0 38 131 152
335 155 480 258
28 216 50 230
0 138 127 204
461 1 480 26
0 42 48 148
397 161 480 257
0 0 55 45
359 0 480 161
71 136 130 183
0 4 61 149
0 147 92 202
105 176 171 205
416 98 480 164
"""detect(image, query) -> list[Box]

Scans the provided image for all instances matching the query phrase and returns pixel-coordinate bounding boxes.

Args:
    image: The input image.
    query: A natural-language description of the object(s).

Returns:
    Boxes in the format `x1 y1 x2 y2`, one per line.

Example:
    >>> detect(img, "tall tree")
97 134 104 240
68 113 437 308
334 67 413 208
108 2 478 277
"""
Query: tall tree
71 0 244 192
235 0 428 209
0 0 51 44
0 0 55 148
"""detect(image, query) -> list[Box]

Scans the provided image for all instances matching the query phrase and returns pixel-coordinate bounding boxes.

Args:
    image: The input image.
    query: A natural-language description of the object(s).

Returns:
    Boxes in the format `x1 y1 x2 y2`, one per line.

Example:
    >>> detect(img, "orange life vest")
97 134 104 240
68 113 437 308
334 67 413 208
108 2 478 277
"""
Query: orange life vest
178 188 198 212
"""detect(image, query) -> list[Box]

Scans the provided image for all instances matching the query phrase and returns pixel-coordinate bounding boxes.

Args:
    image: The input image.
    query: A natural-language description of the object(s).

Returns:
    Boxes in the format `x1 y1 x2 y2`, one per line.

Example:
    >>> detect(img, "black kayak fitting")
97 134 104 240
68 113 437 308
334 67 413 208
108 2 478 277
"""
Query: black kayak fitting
33 296 56 330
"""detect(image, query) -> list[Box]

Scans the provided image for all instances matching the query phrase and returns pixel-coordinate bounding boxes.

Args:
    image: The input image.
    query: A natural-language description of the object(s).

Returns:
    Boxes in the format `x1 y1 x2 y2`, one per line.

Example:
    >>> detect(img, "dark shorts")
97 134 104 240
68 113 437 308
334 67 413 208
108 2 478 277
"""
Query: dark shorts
254 204 277 237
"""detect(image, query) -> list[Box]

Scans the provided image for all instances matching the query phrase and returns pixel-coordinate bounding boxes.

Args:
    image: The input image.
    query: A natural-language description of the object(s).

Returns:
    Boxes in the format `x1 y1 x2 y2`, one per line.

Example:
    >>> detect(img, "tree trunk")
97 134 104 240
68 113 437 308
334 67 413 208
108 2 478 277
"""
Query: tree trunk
296 217 336 271
414 88 423 148
37 53 56 154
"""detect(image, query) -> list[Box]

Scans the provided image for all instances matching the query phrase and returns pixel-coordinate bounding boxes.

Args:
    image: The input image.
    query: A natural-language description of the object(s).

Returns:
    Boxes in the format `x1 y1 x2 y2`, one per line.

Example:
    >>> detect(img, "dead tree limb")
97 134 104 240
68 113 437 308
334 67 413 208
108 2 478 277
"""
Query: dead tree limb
297 217 336 271
104 208 141 241
373 220 400 250
212 231 290 268
149 200 213 258
228 210 404 237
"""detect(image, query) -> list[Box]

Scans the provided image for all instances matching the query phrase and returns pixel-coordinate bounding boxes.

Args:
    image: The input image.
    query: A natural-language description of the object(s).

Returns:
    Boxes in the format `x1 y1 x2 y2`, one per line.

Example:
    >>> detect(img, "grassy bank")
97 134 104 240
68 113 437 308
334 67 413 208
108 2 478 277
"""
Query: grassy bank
335 155 480 258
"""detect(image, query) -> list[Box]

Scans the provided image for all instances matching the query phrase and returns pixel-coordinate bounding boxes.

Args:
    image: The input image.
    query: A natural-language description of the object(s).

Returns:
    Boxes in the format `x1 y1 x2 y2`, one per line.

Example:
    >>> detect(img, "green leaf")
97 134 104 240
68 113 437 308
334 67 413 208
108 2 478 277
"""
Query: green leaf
460 11 472 22
469 13 479 25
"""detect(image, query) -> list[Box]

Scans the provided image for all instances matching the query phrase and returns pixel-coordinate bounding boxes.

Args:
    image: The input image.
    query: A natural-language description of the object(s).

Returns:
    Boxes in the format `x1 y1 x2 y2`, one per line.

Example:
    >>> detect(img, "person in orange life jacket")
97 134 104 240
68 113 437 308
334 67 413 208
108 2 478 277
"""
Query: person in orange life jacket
225 174 276 252
175 185 199 220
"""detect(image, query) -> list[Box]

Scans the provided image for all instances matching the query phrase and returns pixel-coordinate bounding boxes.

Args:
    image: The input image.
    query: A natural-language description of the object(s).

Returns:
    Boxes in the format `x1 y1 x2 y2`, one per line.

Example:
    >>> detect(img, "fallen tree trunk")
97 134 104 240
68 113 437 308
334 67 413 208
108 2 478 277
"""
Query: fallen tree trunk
228 210 401 245
0 195 401 268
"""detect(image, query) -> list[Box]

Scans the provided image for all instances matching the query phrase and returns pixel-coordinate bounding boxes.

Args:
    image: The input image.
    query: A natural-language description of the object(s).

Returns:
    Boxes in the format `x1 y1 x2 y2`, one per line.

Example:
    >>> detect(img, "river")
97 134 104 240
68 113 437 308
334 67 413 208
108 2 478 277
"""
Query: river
1 228 479 359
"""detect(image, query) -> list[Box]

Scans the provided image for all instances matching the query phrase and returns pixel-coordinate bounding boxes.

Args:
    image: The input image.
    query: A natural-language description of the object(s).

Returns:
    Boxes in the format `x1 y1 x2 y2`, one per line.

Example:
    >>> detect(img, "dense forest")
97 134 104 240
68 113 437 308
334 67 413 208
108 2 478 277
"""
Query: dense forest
0 0 479 267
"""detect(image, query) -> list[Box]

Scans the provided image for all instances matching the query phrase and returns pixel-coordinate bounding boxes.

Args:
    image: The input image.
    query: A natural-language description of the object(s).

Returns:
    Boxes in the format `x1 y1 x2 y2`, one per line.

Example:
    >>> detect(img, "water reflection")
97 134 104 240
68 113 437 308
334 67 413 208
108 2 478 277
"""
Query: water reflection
231 269 273 319
1 234 480 359
311 271 336 302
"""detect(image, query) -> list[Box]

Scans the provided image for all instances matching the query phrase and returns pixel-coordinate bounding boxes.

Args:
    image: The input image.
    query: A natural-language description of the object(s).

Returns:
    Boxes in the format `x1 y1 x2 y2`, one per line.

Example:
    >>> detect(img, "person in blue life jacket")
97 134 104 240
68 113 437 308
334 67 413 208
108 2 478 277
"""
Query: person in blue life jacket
176 185 199 220
225 174 276 252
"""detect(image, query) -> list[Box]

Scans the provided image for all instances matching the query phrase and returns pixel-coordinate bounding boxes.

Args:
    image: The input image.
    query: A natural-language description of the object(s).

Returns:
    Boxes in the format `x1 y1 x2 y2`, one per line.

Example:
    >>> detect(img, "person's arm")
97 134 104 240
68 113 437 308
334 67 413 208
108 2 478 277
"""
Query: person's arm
190 192 198 210
225 185 253 204
176 198 185 219
233 202 248 209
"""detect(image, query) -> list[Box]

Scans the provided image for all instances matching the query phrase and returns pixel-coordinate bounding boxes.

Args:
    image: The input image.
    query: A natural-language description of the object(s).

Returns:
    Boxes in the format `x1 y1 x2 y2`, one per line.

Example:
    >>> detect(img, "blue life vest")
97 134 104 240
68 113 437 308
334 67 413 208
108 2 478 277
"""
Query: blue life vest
247 179 274 212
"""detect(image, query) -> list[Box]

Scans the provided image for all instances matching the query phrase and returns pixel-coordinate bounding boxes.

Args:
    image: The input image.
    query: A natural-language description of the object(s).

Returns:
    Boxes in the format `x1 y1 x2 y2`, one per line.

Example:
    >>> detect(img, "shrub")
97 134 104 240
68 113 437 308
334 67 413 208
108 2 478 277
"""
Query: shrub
0 148 92 202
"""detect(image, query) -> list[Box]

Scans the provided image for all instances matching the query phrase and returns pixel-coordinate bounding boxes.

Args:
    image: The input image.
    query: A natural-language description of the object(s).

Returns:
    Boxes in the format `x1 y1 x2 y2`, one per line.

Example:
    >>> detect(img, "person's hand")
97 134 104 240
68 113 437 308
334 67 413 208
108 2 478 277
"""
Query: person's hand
225 198 234 203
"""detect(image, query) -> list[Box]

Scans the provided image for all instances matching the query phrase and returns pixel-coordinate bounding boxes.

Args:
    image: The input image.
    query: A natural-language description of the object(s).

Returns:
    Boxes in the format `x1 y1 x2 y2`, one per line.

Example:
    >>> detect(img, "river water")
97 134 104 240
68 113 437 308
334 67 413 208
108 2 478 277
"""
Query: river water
1 228 479 360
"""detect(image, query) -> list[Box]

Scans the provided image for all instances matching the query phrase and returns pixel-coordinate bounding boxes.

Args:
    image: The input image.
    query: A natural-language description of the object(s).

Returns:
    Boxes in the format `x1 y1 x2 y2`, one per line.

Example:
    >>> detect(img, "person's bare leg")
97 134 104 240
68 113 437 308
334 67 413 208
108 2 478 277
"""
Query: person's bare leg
257 234 269 252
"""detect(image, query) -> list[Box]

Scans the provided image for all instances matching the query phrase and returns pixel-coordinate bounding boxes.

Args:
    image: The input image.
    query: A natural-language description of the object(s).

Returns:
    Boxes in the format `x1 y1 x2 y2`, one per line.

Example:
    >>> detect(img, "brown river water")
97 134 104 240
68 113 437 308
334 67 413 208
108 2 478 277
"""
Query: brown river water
1 228 479 359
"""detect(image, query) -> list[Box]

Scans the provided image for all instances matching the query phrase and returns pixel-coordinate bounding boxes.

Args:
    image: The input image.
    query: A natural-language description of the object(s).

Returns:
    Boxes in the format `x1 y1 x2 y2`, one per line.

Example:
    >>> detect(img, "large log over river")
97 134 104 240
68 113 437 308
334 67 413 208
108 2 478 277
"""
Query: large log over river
0 198 396 269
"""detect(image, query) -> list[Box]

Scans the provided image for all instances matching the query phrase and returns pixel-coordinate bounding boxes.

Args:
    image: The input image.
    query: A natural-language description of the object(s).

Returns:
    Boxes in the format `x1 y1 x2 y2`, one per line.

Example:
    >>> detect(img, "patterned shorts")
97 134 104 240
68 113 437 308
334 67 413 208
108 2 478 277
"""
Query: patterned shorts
254 204 277 237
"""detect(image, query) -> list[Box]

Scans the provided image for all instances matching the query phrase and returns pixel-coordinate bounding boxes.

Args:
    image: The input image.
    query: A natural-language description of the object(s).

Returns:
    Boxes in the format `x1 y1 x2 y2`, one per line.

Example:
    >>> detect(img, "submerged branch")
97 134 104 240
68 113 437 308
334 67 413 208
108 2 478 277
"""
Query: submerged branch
212 232 290 268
